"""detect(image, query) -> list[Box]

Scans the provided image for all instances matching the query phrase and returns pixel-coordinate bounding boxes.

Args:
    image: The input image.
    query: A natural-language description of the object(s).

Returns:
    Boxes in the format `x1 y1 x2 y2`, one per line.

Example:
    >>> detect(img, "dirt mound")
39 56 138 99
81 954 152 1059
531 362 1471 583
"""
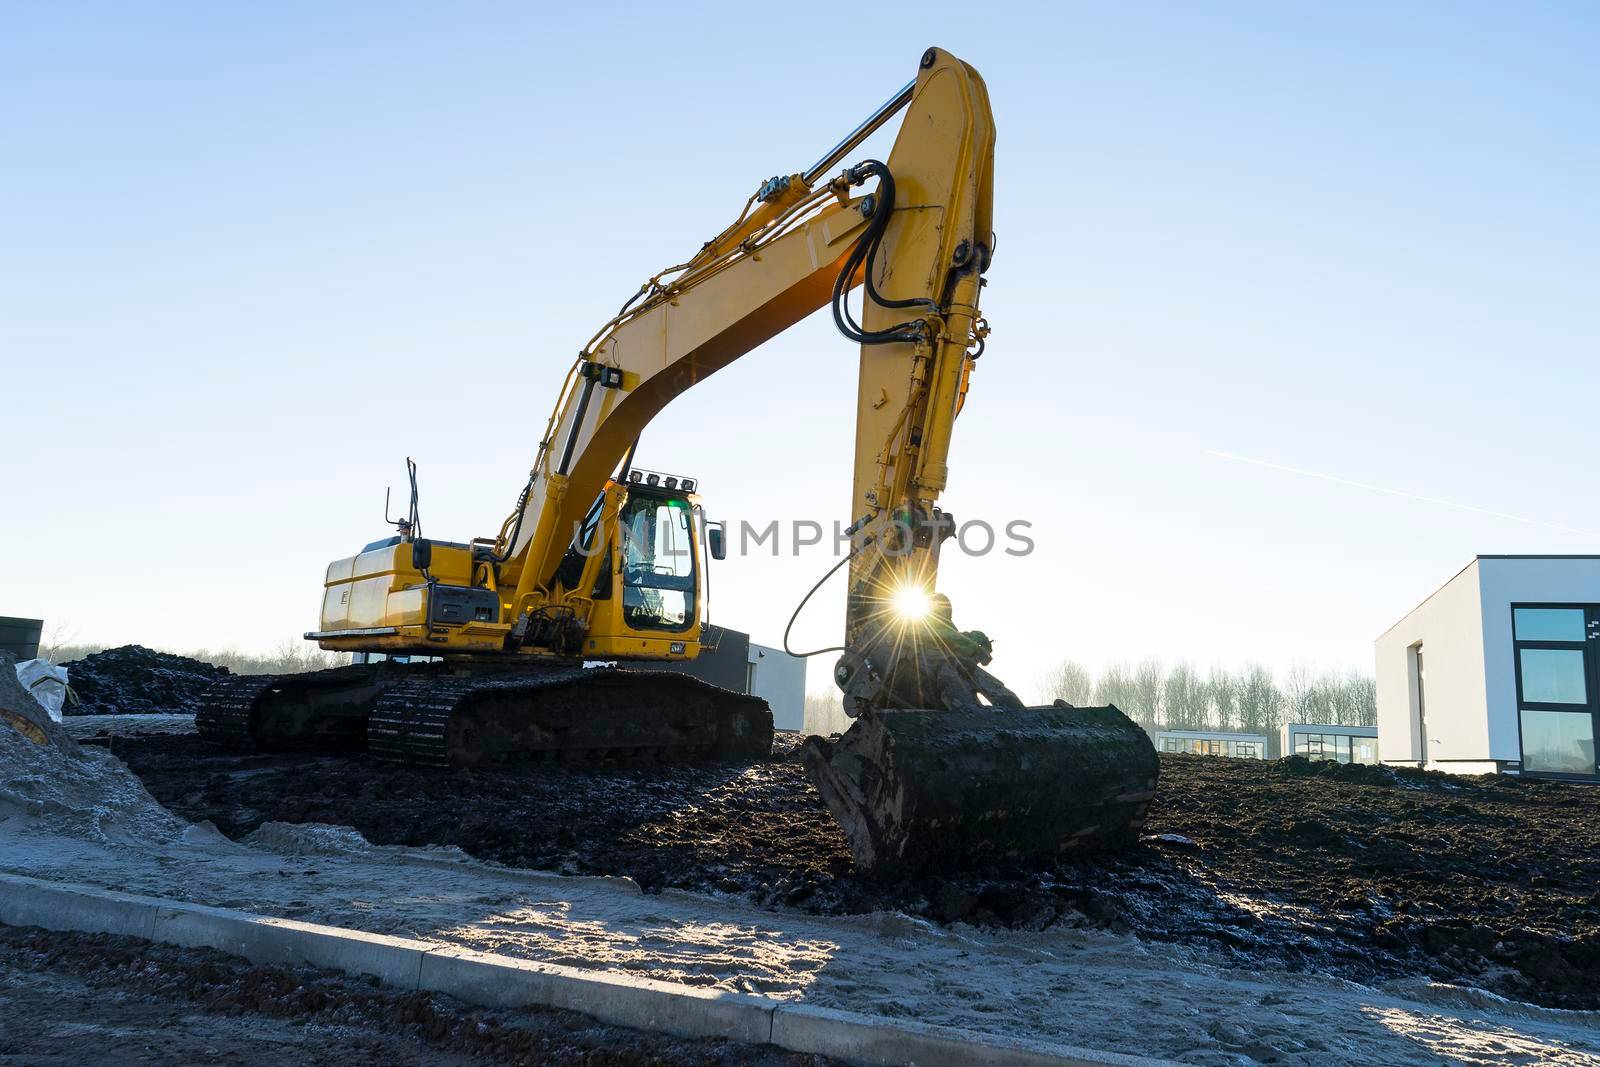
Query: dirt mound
61 645 230 716
1273 752 1430 788
0 651 186 844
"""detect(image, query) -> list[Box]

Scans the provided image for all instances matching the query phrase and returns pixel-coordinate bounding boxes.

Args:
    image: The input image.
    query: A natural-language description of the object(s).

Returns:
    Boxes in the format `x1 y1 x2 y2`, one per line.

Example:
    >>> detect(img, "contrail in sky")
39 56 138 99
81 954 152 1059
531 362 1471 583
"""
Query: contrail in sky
1205 450 1595 536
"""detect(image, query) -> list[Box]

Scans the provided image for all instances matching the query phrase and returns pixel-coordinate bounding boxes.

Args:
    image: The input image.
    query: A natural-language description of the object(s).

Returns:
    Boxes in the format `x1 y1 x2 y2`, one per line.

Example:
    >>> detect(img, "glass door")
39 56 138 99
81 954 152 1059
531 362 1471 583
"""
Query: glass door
1512 606 1599 779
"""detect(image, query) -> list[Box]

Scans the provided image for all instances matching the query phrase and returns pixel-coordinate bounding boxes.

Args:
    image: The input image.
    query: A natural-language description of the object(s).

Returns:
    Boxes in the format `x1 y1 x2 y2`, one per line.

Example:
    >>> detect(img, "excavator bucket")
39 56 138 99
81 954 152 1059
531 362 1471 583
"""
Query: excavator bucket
801 703 1159 873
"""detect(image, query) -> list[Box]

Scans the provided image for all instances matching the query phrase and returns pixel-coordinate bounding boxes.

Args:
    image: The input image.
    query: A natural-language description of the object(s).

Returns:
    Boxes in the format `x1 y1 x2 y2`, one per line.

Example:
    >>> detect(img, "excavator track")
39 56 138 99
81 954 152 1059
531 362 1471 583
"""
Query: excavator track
195 664 411 753
196 662 773 768
368 667 772 768
194 675 281 750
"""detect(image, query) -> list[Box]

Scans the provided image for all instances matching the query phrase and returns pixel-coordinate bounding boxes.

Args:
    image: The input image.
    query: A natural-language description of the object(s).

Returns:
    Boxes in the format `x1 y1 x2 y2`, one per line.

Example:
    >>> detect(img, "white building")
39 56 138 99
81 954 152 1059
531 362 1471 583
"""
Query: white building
1153 730 1269 759
747 642 805 731
1376 555 1600 781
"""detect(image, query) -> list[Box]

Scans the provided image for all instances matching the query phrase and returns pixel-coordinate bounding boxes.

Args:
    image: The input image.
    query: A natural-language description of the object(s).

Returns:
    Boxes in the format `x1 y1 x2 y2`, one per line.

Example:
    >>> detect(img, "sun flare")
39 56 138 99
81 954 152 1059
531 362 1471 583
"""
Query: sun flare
890 585 934 622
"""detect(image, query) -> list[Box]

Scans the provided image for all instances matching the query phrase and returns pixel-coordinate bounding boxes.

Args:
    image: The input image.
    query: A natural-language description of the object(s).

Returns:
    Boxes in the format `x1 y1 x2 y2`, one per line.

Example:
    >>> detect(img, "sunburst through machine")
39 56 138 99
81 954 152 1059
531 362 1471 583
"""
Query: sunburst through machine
197 48 1159 872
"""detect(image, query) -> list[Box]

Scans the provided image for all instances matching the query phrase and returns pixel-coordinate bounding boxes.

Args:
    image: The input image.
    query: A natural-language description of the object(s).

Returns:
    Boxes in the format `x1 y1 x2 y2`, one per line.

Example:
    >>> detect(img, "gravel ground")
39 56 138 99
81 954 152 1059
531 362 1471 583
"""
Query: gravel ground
98 731 1600 1011
0 924 824 1066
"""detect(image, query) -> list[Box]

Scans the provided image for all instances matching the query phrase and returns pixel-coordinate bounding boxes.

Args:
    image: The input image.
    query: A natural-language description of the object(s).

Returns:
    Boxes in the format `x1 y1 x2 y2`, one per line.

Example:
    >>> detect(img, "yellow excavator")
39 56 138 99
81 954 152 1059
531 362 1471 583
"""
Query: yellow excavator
197 48 1158 872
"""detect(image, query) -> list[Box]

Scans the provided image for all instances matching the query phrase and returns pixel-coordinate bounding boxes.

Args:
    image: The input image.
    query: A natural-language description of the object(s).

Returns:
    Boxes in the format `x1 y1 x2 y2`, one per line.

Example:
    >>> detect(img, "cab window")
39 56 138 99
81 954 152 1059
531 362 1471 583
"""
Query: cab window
618 495 696 632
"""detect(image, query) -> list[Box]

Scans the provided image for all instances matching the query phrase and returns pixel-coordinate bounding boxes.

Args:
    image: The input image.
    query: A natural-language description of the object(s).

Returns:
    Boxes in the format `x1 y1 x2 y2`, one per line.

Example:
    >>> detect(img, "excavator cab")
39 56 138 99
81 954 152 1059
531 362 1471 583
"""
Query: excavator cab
577 475 712 659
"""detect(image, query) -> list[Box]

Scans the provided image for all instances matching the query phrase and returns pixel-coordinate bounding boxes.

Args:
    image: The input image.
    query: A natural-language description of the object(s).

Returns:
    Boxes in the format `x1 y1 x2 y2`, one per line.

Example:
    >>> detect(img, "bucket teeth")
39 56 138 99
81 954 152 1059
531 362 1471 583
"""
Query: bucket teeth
802 703 1159 872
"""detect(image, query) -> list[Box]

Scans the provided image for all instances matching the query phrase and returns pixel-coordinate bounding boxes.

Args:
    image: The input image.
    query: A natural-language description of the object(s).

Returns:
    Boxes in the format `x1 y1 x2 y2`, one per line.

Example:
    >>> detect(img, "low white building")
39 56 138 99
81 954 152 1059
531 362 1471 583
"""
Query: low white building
1281 723 1378 765
1153 730 1269 759
1376 555 1600 781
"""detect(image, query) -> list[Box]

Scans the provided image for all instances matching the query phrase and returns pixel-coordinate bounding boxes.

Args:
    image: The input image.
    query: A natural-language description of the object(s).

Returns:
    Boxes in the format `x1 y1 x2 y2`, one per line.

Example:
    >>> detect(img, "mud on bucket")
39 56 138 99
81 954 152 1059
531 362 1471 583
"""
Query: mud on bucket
801 703 1159 873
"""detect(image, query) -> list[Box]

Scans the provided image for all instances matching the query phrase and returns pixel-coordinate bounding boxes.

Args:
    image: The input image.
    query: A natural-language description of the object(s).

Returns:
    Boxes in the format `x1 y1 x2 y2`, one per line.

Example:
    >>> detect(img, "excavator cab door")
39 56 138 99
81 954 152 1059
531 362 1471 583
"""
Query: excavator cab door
581 488 707 660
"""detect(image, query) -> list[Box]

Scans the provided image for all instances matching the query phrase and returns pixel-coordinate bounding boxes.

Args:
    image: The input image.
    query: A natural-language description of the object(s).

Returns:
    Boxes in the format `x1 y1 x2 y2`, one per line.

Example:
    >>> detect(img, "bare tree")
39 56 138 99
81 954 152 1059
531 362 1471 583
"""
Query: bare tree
1095 661 1133 714
1042 660 1095 706
1282 664 1312 726
1162 663 1208 730
39 623 96 664
1235 664 1281 735
803 690 847 735
1207 666 1238 731
1336 672 1377 726
1125 658 1165 731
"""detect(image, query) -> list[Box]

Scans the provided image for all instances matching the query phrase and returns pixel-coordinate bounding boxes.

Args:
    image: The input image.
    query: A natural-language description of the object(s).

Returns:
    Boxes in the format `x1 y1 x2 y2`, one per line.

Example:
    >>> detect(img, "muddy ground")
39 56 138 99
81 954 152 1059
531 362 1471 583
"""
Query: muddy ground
95 731 1600 1012
0 924 822 1066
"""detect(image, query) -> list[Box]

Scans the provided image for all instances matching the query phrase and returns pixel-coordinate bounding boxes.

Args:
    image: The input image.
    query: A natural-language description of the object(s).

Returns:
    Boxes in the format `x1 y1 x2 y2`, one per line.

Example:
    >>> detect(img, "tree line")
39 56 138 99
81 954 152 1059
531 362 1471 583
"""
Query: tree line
1042 660 1376 736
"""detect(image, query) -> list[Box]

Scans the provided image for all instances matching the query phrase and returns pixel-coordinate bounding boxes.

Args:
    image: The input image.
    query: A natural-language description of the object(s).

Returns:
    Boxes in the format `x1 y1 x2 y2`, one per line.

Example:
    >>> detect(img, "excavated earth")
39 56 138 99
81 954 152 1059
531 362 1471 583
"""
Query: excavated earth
0 924 821 1065
96 732 1600 1013
60 645 230 715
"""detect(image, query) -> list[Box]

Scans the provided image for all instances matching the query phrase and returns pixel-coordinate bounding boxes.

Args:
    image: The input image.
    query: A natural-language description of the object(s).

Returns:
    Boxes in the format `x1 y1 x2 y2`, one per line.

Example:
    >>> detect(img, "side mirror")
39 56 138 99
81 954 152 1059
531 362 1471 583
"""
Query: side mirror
707 524 726 561
411 538 433 571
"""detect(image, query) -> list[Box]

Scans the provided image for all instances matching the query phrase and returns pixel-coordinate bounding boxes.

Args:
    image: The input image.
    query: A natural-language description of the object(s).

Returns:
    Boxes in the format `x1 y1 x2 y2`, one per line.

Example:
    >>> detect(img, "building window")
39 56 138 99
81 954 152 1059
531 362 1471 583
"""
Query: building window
1512 603 1599 779
1299 733 1330 759
1519 648 1587 705
1158 735 1266 758
1514 608 1586 642
1519 709 1595 776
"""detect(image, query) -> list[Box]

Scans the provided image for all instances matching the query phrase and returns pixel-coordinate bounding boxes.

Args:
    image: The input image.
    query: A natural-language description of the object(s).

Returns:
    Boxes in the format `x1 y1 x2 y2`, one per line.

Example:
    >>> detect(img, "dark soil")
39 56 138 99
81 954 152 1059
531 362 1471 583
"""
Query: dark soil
61 645 230 716
103 733 1600 1012
0 924 823 1065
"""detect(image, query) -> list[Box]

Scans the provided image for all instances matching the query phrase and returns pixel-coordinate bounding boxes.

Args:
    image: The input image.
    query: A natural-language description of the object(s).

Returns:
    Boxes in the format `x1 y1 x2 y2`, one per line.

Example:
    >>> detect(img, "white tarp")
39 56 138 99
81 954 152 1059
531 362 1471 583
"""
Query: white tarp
14 659 69 722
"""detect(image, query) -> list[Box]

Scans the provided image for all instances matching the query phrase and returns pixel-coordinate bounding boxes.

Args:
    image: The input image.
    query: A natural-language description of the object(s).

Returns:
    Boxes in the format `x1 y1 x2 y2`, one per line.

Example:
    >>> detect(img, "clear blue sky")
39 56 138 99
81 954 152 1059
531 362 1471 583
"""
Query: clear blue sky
4 3 1596 695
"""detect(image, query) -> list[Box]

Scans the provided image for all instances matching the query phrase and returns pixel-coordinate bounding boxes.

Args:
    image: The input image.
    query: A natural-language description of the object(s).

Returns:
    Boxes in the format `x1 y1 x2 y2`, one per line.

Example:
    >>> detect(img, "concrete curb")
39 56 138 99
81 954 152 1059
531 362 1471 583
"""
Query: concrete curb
0 872 1174 1066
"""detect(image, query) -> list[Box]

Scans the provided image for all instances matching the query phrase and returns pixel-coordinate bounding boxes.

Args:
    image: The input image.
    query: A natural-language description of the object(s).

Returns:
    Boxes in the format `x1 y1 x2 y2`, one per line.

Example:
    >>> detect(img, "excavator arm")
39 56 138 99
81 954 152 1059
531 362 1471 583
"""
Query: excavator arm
495 48 995 693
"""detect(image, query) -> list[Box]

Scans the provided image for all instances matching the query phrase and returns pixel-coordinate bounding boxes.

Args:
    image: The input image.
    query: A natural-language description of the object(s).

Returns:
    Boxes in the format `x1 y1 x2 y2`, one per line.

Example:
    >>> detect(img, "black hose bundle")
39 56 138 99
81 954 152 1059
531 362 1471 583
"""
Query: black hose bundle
831 161 938 346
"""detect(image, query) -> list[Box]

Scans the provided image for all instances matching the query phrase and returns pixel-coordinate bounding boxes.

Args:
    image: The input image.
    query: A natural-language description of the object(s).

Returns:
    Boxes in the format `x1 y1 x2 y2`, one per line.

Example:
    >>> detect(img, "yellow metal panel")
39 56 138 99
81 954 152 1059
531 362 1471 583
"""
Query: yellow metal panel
384 586 428 628
320 583 352 631
586 635 699 660
346 575 394 629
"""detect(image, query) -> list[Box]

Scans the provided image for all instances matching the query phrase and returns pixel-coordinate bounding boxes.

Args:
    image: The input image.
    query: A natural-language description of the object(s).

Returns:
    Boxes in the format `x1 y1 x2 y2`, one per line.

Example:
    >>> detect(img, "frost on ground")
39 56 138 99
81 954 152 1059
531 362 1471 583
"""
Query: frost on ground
60 713 196 741
7 697 1600 1064
110 729 1600 1010
0 924 812 1066
5 823 1600 1061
